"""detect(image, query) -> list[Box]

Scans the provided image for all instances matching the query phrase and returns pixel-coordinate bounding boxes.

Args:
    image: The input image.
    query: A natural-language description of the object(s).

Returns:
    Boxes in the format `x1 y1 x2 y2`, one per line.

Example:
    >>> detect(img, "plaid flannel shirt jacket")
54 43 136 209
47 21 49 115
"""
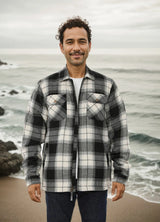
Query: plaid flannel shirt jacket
22 66 130 196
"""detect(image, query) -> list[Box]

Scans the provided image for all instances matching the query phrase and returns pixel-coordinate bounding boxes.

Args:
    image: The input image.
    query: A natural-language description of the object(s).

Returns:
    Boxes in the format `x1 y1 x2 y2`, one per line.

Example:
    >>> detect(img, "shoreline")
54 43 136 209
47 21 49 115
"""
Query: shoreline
9 175 160 205
0 177 160 222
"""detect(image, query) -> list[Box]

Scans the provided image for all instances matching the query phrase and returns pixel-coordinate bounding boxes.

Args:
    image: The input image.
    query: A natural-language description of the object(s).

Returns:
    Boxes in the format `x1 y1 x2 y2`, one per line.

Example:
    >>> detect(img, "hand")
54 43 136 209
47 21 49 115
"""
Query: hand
111 182 125 201
28 184 41 203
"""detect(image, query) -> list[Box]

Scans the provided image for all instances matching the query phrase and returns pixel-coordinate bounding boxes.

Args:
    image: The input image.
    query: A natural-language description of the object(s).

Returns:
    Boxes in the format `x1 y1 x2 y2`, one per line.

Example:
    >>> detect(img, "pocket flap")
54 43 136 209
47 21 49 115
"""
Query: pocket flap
88 93 107 104
46 94 66 106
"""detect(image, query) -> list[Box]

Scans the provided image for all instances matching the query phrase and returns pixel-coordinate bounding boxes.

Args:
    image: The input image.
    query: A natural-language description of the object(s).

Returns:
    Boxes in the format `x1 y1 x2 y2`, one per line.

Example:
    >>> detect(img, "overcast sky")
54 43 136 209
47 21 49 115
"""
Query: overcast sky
0 0 160 49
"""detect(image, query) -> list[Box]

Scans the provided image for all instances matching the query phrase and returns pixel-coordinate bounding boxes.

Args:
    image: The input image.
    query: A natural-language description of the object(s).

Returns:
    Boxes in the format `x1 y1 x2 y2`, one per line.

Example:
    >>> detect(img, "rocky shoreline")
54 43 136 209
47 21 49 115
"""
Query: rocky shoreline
0 140 23 176
0 76 24 176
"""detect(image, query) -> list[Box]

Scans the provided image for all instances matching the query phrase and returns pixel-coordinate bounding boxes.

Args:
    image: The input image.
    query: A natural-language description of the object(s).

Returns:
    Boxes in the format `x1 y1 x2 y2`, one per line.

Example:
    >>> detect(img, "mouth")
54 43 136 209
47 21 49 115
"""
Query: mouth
69 52 85 58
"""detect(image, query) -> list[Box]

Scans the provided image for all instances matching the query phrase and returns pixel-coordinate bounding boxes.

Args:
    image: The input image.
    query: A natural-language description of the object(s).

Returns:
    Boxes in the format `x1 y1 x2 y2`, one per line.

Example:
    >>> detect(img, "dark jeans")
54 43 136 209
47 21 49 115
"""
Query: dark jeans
45 190 108 222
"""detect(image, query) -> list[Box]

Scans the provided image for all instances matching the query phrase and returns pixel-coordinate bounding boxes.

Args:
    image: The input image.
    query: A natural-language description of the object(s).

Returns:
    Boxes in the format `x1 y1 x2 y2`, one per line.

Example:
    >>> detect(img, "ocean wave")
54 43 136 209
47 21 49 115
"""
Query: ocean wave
129 153 160 168
10 108 26 115
121 91 160 99
0 123 23 129
3 108 26 116
128 112 160 119
129 132 160 146
126 153 160 203
103 67 160 74
0 89 31 101
0 64 19 70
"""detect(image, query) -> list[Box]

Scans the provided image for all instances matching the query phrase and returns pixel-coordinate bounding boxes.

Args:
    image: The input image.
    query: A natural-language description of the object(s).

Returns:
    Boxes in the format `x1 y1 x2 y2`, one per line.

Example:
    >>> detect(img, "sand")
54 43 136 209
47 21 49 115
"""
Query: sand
0 177 159 222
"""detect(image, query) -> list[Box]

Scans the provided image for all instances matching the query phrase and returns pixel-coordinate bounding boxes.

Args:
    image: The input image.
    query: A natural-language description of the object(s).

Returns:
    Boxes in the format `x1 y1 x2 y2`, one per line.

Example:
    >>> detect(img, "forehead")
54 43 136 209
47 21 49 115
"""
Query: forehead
63 27 88 40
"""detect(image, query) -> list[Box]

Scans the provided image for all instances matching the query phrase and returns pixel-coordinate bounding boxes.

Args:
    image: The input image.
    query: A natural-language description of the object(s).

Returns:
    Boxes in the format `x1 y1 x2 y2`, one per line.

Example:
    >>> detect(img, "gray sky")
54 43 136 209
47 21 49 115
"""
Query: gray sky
0 0 160 49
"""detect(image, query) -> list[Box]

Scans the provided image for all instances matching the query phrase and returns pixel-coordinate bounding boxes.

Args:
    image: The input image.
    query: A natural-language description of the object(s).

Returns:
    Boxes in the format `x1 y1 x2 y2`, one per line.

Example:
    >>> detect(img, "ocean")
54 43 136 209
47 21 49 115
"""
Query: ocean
0 48 160 203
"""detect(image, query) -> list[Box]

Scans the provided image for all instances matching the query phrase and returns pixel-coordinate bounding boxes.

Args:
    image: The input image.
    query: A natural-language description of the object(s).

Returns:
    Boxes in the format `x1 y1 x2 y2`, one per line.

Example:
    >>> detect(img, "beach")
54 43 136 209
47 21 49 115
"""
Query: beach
0 51 160 203
0 177 159 222
0 50 160 221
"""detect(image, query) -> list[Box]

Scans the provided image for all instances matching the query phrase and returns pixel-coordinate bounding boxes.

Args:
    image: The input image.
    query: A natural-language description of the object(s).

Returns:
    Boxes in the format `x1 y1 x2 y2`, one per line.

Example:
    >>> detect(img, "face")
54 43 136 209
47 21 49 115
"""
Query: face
60 27 91 67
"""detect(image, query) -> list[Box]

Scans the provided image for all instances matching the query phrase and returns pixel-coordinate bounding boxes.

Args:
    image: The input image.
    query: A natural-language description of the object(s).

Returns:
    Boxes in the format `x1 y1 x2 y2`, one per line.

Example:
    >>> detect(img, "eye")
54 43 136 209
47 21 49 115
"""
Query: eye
80 40 87 44
66 40 73 45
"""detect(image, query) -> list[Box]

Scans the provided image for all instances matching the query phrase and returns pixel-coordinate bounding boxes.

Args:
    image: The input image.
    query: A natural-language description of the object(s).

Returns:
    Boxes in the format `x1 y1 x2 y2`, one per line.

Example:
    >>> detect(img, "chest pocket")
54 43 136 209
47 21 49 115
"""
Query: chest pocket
46 94 66 121
87 93 107 121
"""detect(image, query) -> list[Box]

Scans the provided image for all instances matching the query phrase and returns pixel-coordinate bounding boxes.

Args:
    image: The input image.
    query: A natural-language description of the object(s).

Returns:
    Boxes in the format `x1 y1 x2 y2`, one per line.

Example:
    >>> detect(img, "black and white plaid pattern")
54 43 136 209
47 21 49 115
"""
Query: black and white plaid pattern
22 66 130 192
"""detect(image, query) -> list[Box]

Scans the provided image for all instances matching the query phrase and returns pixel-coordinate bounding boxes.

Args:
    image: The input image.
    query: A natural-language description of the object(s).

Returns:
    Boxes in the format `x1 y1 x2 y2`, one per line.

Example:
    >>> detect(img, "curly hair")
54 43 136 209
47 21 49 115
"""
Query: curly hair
56 16 92 44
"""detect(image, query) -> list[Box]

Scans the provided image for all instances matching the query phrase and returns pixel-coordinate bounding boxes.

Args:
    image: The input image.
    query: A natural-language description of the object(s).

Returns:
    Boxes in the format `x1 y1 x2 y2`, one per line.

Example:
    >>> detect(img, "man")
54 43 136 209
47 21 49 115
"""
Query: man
22 16 130 222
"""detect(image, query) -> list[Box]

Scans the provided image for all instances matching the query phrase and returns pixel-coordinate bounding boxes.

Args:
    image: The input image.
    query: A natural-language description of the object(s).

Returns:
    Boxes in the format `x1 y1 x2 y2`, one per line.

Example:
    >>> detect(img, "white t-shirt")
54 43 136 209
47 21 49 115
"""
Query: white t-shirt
70 77 83 179
70 77 83 103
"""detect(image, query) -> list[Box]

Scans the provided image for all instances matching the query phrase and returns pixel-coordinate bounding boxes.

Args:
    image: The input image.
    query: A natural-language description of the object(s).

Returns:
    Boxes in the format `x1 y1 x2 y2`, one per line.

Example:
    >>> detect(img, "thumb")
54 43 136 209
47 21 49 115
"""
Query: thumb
112 182 116 195
36 184 41 197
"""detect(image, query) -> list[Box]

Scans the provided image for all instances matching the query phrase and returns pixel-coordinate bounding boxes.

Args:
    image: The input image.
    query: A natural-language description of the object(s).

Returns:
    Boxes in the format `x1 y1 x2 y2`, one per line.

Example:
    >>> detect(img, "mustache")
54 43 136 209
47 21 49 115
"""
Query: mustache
69 51 85 56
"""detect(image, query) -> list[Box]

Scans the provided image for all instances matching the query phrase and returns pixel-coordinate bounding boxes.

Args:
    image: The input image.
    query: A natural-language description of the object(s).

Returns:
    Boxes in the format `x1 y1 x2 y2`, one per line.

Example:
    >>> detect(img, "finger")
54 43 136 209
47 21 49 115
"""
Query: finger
28 189 36 201
112 189 124 201
28 186 41 202
36 185 41 198
34 185 41 202
30 191 41 202
111 182 116 195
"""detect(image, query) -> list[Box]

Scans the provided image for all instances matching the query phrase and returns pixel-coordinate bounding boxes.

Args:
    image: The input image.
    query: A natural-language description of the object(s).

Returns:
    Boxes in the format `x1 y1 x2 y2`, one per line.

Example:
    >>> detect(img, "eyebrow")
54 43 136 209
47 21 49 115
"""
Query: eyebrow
65 39 73 42
65 38 87 42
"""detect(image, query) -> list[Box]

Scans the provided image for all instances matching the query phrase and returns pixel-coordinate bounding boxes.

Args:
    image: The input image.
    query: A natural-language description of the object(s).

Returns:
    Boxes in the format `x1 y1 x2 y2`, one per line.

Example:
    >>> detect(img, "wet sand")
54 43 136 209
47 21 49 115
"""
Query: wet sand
0 177 159 222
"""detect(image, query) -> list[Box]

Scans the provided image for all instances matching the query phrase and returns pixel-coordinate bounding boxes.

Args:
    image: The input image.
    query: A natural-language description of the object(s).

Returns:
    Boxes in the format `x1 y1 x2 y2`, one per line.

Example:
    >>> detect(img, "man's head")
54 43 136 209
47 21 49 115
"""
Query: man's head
56 16 92 45
56 16 92 67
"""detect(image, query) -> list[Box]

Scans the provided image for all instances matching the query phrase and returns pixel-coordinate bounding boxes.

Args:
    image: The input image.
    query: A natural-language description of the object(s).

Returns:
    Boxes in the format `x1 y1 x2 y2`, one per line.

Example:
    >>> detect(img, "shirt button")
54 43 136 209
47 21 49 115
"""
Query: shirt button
54 100 56 103
96 98 99 102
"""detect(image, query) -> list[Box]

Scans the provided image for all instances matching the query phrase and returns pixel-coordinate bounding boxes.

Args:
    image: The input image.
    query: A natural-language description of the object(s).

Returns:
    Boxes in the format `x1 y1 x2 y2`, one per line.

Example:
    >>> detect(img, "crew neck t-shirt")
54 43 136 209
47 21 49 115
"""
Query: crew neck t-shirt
70 77 83 103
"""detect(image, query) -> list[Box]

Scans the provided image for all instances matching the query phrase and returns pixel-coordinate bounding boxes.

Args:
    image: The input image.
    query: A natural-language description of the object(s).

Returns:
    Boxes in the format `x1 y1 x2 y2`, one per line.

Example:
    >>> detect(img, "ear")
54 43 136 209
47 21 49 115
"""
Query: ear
59 43 64 54
89 42 91 52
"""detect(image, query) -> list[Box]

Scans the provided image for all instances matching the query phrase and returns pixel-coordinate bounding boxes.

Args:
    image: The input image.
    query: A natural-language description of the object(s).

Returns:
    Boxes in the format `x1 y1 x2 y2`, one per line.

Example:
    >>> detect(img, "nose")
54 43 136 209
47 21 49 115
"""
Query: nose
73 42 80 51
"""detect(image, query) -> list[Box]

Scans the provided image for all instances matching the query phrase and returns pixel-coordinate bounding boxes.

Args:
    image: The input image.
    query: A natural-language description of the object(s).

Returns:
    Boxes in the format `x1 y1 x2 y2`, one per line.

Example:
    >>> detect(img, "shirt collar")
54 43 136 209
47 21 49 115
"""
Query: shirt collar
60 65 95 81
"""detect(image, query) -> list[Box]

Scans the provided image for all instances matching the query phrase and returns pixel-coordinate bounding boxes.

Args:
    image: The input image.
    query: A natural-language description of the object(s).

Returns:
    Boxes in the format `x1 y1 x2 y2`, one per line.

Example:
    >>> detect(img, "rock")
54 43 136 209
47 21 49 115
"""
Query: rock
9 90 19 95
0 141 7 152
0 152 23 176
0 140 17 151
0 140 23 176
0 107 5 116
5 141 17 151
0 60 8 66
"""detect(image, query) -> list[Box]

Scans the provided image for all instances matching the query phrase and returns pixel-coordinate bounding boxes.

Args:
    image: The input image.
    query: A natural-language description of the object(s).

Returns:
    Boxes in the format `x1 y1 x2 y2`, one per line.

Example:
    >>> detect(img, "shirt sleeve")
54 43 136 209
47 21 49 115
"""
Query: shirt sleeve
107 80 130 184
22 81 47 186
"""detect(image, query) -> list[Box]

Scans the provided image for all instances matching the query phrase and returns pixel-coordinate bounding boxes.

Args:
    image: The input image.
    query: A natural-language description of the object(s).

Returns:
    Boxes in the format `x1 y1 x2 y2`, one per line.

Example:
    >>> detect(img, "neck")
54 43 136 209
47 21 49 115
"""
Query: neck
67 63 86 78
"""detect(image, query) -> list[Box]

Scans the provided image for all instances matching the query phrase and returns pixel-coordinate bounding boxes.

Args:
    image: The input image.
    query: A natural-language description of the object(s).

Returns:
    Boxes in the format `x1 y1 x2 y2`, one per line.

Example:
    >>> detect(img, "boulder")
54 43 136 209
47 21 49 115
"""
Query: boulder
0 140 23 176
0 141 7 152
5 141 17 151
0 152 23 176
0 140 17 151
